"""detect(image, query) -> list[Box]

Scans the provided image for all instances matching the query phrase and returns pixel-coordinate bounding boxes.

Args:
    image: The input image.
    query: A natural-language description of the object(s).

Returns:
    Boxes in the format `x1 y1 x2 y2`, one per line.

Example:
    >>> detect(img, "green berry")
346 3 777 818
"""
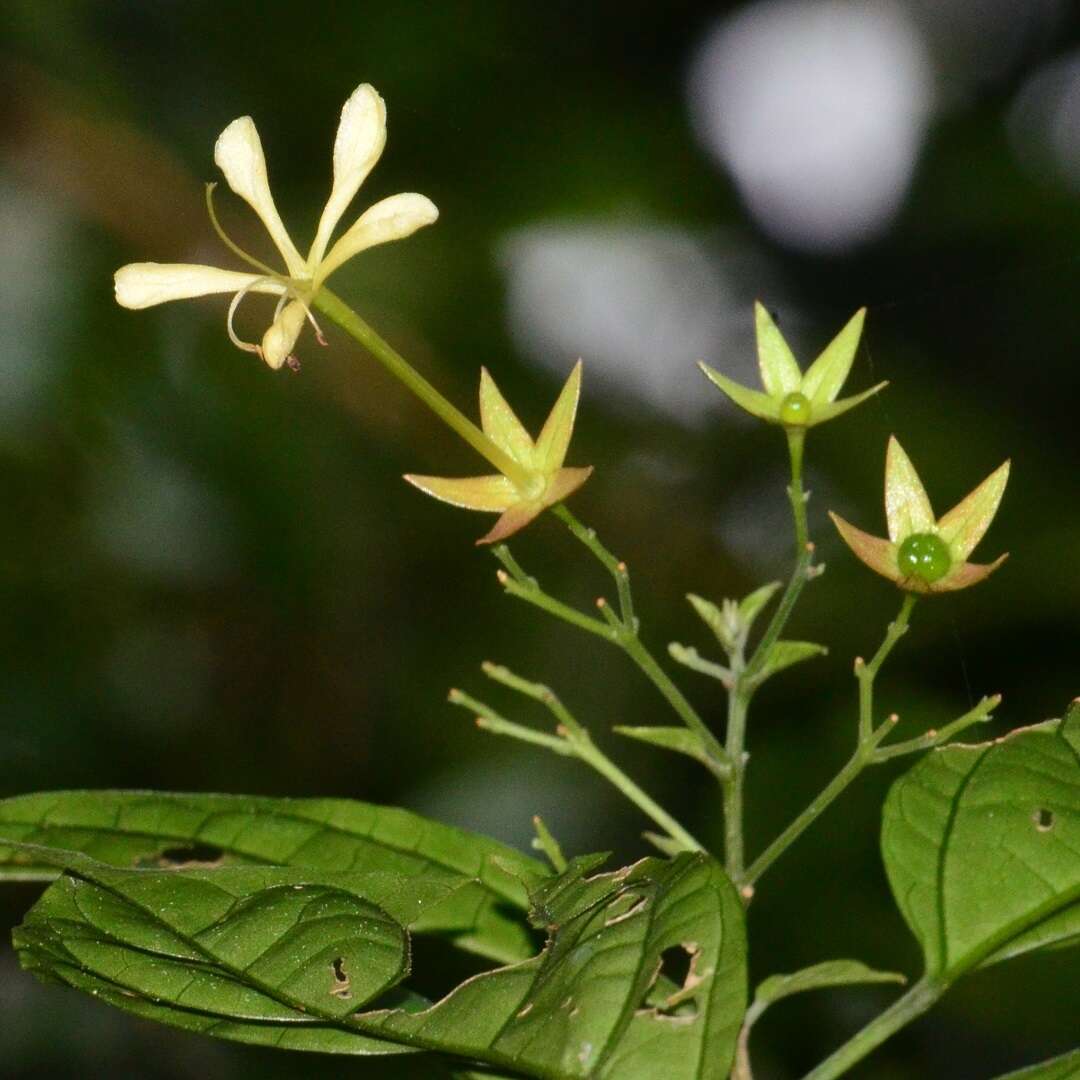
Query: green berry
897 532 951 583
779 391 811 426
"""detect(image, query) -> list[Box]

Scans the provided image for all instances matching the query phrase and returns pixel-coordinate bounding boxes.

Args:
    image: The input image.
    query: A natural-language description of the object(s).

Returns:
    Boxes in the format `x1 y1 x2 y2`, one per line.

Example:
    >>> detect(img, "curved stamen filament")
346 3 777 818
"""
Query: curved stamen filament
226 275 285 354
205 183 281 278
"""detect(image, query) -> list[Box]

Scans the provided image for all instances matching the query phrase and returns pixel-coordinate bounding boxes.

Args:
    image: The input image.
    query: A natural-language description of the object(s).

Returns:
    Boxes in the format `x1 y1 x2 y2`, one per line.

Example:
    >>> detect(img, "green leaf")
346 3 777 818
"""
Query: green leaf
15 845 746 1077
364 852 747 1078
614 725 711 762
881 705 1080 981
0 790 547 963
737 581 782 633
992 1050 1080 1079
752 640 827 683
12 842 477 1043
668 643 732 683
746 960 905 1027
685 593 736 652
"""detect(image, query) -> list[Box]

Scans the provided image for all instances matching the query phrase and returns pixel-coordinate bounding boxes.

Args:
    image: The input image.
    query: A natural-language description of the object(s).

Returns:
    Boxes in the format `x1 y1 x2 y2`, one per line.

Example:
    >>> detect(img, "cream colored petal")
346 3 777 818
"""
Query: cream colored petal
800 308 866 405
114 263 283 309
829 512 899 583
308 84 388 269
315 193 438 286
479 368 535 465
259 299 307 370
477 502 543 545
930 554 1008 593
884 436 934 543
936 460 1010 562
541 466 593 508
755 301 802 395
698 362 781 422
214 116 305 276
534 361 582 473
403 473 517 512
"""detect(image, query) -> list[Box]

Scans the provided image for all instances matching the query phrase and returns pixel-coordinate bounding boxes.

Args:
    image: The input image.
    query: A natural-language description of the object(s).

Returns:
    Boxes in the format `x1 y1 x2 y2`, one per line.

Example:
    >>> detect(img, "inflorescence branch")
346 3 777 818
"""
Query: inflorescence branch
449 664 703 853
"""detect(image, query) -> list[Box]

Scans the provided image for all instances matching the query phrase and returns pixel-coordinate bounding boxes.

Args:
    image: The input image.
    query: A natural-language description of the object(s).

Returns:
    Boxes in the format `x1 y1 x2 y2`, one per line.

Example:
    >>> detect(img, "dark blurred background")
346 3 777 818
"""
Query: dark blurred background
2 1 1078 1077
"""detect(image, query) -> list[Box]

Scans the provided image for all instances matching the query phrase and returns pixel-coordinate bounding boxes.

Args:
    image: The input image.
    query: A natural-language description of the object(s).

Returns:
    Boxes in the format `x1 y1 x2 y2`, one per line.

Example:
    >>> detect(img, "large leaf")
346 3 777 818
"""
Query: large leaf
363 852 747 1078
0 790 546 962
13 846 746 1078
13 842 484 1051
881 702 1080 980
993 1050 1080 1079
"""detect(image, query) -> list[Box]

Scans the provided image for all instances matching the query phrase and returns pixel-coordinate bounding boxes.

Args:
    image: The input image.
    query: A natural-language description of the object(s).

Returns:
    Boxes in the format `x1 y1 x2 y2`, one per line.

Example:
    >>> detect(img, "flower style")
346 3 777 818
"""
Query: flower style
114 84 438 369
829 436 1010 593
699 302 886 427
405 363 592 545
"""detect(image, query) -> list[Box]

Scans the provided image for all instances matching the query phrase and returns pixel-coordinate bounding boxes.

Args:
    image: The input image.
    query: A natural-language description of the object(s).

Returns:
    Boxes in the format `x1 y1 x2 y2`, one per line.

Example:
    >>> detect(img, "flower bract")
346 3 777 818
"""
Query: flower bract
405 363 592 545
114 84 438 369
829 436 1010 594
699 302 886 427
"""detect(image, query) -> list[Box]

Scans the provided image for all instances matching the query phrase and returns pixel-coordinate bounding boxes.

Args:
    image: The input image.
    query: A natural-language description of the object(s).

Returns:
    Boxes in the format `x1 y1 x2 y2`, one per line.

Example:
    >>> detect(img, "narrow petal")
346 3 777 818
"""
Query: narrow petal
800 308 866 405
477 503 543 545
260 299 307 370
214 117 305 276
884 436 934 542
809 381 888 426
936 460 1010 562
755 302 802 395
479 368 534 465
308 84 388 269
403 473 517 512
829 512 899 582
533 361 582 473
541 466 593 508
315 193 438 286
114 263 283 309
931 554 1009 593
698 362 781 423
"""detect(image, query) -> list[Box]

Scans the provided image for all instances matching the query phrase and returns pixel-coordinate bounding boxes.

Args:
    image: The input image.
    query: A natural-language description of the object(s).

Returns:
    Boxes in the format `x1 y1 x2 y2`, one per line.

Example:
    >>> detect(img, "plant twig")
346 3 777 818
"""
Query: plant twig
452 665 704 853
801 976 946 1080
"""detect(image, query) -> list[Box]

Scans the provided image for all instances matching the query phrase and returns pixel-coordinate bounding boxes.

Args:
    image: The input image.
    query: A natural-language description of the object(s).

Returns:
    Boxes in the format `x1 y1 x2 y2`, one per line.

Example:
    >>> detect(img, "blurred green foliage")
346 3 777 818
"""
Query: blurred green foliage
2 1 1078 1076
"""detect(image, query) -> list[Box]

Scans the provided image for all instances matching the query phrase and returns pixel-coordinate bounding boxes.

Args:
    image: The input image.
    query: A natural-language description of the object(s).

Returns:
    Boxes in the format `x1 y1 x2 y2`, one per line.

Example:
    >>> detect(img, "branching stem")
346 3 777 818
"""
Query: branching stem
314 288 533 489
801 976 946 1080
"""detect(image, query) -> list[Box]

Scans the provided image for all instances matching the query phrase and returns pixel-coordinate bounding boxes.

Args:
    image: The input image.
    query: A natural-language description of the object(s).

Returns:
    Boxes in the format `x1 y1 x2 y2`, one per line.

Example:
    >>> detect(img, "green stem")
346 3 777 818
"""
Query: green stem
500 575 616 641
572 730 704 852
620 633 729 768
478 664 703 852
553 504 636 628
786 427 808 554
725 427 814 888
801 976 946 1080
545 512 730 771
858 593 916 742
743 716 897 886
723 686 749 883
743 592 917 887
743 432 815 684
313 287 533 489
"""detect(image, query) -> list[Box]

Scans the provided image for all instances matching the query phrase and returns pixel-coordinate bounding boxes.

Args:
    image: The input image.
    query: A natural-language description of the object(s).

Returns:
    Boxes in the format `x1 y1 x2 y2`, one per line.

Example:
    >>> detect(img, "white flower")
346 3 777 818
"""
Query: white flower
114 84 438 369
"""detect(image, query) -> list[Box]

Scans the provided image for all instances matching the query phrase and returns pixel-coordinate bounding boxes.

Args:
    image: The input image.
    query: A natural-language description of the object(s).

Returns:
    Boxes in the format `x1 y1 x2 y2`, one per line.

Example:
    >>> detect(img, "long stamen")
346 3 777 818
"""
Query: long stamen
226 275 283 354
205 183 281 278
